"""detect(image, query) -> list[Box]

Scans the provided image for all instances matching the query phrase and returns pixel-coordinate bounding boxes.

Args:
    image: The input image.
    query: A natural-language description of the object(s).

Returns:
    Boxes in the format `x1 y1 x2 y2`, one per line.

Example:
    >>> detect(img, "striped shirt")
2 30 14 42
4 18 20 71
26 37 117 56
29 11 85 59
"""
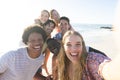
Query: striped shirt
0 47 44 80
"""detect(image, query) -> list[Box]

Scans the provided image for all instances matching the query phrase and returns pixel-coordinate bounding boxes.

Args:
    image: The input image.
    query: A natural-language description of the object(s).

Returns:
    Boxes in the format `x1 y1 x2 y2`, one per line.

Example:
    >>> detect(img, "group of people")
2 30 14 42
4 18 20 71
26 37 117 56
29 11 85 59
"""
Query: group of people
0 9 111 80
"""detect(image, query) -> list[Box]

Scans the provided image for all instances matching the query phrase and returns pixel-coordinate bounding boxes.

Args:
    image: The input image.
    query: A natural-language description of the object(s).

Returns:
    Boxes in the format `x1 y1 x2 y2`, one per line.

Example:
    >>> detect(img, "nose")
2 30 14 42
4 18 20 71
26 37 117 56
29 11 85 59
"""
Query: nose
70 45 78 52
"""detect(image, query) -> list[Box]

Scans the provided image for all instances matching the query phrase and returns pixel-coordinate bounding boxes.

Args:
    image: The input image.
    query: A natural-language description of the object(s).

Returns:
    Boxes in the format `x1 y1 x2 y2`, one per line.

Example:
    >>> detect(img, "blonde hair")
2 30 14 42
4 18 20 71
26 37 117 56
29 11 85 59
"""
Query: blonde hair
57 30 88 80
50 9 56 19
41 10 50 17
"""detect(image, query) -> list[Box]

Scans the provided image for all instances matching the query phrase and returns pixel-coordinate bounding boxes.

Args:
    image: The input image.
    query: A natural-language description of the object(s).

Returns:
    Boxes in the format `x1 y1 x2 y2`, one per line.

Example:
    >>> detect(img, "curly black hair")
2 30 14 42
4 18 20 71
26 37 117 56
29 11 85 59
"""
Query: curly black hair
22 24 47 44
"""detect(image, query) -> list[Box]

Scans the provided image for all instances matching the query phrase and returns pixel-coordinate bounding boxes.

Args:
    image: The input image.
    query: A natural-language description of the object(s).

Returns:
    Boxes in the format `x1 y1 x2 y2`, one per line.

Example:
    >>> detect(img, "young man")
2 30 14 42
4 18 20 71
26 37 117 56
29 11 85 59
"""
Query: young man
0 25 47 80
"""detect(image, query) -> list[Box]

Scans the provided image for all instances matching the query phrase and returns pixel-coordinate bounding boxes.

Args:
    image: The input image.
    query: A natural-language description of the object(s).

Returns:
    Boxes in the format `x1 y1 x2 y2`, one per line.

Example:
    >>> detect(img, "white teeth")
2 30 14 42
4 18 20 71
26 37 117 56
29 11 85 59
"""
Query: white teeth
34 46 40 48
71 53 77 56
34 46 41 50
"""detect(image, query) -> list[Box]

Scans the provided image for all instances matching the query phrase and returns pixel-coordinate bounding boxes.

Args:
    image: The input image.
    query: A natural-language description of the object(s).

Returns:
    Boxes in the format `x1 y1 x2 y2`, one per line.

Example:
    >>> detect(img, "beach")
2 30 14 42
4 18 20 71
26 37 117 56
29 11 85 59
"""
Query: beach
44 27 120 80
73 24 117 59
44 24 120 78
102 30 120 80
84 31 118 59
0 24 120 80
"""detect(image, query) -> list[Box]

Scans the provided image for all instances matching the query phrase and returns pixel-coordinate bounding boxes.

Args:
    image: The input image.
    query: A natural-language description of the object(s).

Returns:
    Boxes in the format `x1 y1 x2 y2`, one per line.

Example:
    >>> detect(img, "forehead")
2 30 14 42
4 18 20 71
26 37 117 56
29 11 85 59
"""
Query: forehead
52 10 58 14
41 11 49 15
60 19 68 23
64 34 82 43
28 32 42 39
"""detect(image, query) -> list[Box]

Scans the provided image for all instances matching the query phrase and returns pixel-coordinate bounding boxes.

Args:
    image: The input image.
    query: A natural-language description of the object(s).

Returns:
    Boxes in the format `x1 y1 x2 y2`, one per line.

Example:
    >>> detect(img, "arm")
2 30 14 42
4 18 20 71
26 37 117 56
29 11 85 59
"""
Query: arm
0 51 14 74
102 54 120 80
0 54 9 74
87 52 111 80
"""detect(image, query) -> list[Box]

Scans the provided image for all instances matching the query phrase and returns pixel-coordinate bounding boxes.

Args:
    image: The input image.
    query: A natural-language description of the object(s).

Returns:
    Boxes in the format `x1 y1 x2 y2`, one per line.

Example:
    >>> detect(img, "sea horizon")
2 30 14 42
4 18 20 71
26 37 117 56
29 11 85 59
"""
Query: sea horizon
0 23 114 54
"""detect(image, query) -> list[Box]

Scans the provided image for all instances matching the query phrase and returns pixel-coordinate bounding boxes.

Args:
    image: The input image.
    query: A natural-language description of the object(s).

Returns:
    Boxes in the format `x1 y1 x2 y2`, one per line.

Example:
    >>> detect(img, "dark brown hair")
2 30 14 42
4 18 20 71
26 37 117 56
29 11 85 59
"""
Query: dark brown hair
22 24 47 44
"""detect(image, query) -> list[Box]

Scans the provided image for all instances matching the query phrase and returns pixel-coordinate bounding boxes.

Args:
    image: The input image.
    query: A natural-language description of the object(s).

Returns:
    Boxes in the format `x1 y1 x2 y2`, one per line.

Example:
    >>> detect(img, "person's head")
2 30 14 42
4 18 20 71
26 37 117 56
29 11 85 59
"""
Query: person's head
58 30 87 80
43 19 56 36
22 24 47 56
59 16 71 34
39 10 50 24
50 9 60 23
62 30 87 64
47 38 61 56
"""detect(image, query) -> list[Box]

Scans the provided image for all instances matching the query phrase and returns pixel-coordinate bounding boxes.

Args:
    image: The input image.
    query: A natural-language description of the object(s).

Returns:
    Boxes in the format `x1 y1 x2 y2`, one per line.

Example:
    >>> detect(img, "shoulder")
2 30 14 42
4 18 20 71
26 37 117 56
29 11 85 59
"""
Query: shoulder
34 19 40 23
87 52 111 64
0 47 27 59
53 32 62 40
55 33 62 36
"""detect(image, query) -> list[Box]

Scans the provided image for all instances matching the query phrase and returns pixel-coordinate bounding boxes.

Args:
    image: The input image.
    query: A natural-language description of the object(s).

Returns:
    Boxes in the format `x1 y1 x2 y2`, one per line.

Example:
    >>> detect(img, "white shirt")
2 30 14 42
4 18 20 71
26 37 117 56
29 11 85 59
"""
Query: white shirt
0 47 44 80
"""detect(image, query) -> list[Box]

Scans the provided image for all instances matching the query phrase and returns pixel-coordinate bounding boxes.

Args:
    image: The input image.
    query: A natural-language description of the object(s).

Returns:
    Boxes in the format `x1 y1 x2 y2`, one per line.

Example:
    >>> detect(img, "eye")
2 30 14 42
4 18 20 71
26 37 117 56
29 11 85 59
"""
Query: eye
29 40 35 43
66 43 71 47
76 43 82 47
65 23 68 26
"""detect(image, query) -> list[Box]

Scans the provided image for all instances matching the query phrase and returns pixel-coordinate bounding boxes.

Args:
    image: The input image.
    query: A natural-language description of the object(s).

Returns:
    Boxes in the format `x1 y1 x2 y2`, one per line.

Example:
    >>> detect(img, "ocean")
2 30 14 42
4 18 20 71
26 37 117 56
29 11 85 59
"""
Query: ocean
0 23 113 54
72 23 113 45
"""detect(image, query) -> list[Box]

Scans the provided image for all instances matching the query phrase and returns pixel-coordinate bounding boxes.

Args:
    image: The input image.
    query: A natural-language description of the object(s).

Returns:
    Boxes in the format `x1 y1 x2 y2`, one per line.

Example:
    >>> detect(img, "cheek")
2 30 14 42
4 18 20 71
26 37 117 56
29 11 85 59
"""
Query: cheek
77 46 82 52
64 46 70 53
27 44 33 50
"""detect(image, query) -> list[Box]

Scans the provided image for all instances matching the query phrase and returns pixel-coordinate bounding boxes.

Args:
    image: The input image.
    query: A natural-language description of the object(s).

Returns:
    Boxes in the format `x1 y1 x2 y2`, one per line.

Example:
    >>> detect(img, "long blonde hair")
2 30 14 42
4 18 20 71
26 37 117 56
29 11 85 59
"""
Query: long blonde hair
57 30 88 80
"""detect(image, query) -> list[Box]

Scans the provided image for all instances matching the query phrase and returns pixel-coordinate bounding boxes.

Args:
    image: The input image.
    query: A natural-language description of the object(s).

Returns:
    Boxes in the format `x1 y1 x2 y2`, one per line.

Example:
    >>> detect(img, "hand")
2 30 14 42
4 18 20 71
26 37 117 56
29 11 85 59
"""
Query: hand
46 75 53 80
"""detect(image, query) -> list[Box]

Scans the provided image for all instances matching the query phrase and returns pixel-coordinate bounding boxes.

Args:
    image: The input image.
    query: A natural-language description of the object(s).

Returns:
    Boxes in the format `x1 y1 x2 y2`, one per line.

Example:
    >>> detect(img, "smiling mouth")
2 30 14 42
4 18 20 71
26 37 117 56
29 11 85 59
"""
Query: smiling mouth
70 53 78 57
33 46 41 51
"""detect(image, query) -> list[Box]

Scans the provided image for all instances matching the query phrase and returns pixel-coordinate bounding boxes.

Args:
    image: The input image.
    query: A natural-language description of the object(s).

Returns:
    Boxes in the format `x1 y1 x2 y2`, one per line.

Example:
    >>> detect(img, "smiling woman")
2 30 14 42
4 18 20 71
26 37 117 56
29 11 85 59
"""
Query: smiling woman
57 30 111 80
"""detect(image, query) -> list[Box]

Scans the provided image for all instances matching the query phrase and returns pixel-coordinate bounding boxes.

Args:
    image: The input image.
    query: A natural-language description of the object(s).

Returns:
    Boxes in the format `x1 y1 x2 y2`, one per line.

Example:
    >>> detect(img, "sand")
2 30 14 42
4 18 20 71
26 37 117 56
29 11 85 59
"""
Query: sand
90 31 120 80
0 30 119 80
86 31 119 59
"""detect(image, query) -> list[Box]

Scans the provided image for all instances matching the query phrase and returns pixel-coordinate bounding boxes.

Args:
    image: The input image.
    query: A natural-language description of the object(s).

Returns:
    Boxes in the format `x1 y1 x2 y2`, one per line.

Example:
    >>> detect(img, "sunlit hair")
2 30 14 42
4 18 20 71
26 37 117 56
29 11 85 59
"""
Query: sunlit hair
41 10 50 17
57 30 88 80
50 9 56 19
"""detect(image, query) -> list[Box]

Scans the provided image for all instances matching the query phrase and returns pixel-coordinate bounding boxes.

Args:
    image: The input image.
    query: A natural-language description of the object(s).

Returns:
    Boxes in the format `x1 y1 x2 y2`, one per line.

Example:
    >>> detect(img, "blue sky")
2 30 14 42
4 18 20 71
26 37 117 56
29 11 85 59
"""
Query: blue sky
0 0 119 52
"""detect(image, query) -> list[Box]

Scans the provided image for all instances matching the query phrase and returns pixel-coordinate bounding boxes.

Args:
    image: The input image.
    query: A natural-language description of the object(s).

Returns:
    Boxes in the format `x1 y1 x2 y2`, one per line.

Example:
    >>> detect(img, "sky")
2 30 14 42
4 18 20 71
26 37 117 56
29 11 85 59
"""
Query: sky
0 0 119 52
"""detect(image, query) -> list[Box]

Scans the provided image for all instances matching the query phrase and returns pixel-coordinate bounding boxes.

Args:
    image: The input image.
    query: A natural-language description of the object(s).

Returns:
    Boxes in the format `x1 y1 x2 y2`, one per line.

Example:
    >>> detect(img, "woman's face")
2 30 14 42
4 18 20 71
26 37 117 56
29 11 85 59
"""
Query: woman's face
51 10 60 22
64 34 83 64
40 11 49 24
27 32 44 55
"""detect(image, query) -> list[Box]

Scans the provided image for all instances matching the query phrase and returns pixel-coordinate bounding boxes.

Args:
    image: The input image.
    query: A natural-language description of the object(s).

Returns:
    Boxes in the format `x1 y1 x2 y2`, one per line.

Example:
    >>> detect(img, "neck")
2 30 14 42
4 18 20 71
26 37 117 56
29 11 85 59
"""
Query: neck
27 48 41 58
68 63 76 80
68 62 81 80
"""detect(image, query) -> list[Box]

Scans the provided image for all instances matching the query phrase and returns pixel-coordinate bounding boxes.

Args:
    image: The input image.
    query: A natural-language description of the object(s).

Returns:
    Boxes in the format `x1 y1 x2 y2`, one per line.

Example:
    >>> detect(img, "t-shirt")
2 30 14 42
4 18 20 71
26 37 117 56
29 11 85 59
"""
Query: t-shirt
52 32 62 41
0 47 44 80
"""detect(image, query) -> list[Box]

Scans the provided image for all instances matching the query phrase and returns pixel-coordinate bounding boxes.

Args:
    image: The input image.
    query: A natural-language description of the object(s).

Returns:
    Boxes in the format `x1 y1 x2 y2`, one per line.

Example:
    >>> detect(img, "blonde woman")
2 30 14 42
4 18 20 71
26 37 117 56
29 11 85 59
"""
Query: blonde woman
50 9 61 36
57 30 111 80
35 10 50 26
